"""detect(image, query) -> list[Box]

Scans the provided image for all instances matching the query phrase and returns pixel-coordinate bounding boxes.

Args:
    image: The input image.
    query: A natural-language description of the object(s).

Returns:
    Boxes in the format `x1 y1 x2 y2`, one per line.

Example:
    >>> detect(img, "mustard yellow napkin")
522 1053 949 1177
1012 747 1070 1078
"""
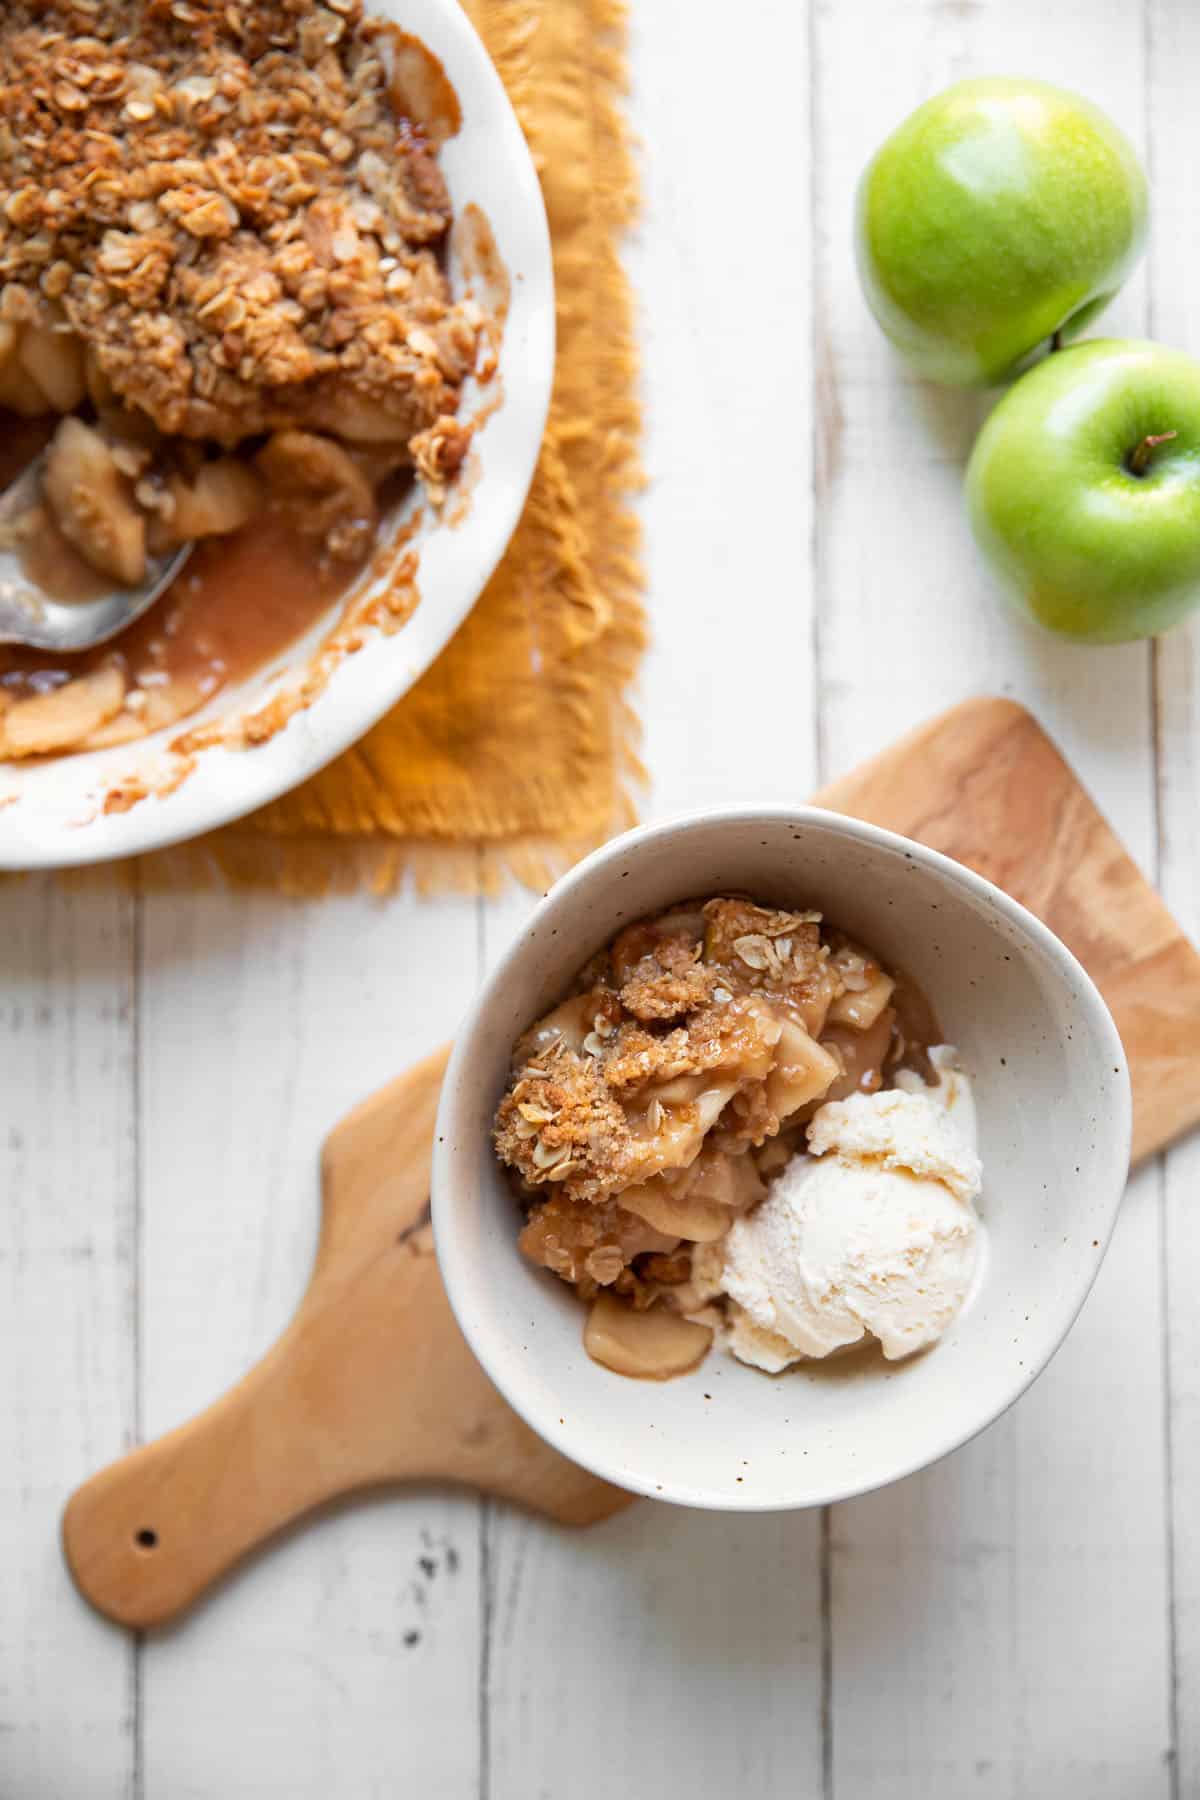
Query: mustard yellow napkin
142 0 644 896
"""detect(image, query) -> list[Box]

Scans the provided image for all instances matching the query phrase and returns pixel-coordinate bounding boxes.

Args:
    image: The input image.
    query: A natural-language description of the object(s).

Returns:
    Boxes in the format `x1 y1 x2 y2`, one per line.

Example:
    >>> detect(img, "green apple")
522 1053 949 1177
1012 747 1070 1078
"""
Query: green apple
966 339 1200 643
856 78 1148 386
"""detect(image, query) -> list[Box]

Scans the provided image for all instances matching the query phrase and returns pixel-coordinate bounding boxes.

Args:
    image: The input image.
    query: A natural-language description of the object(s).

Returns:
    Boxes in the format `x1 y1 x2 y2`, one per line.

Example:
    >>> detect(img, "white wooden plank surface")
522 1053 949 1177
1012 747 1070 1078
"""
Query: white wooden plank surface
2 0 1198 1793
134 887 484 1799
1146 3 1200 1792
485 1503 822 1799
633 0 821 815
0 875 136 1799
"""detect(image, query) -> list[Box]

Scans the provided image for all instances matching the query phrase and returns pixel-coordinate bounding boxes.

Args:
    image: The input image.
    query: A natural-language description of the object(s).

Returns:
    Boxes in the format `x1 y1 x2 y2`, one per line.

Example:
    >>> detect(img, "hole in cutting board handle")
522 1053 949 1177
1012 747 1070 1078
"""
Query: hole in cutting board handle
134 1528 158 1551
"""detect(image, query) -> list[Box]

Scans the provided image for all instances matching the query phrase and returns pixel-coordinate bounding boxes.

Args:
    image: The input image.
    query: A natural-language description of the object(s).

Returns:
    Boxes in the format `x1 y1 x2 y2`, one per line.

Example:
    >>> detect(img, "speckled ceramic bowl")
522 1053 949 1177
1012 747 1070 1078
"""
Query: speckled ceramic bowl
0 0 554 868
433 807 1132 1510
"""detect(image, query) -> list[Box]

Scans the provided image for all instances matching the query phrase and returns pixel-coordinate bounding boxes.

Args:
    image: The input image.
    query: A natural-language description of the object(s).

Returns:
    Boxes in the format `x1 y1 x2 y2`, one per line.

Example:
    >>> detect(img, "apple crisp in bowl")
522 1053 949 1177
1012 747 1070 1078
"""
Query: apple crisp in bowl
492 896 961 1380
0 0 554 864
433 808 1131 1511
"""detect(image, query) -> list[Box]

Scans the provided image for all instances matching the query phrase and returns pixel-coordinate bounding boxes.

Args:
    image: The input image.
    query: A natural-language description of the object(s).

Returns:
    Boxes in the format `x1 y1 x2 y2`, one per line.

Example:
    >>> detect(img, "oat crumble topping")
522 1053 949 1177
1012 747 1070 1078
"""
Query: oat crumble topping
492 896 937 1372
0 0 491 764
0 0 480 449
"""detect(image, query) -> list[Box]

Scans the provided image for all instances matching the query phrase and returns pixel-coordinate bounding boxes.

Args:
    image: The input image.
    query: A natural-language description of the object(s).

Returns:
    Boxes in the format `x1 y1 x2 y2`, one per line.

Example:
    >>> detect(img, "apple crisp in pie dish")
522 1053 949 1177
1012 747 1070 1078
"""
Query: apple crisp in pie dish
0 0 499 763
493 897 984 1380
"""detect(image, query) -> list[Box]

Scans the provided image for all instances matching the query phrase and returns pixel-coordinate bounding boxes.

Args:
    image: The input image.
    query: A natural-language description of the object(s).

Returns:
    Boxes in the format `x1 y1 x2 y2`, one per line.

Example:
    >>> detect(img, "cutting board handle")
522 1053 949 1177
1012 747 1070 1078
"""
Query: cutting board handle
62 1050 628 1631
62 1326 374 1629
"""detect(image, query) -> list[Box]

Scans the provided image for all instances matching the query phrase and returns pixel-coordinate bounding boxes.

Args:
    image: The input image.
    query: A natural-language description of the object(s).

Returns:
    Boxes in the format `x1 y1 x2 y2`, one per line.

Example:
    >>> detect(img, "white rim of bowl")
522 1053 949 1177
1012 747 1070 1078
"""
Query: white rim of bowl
433 804 1134 1510
0 0 554 870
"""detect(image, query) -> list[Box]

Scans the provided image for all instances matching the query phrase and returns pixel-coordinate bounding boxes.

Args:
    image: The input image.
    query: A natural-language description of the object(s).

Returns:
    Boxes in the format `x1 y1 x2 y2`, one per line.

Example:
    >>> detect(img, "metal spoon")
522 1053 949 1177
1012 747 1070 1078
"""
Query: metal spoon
0 452 191 653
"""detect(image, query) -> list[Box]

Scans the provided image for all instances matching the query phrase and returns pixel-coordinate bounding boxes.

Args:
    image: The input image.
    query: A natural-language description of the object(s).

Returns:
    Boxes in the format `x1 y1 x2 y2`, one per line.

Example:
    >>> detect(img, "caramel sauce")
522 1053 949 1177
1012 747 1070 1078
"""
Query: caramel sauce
0 509 361 708
20 504 111 605
890 966 942 1085
383 26 462 145
0 412 55 485
0 412 110 607
456 204 511 328
0 405 429 731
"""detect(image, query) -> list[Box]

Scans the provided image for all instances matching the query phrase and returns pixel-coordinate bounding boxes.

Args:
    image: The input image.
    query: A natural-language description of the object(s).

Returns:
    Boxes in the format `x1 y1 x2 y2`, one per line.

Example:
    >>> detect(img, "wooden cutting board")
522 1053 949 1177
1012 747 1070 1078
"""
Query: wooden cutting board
62 696 1200 1629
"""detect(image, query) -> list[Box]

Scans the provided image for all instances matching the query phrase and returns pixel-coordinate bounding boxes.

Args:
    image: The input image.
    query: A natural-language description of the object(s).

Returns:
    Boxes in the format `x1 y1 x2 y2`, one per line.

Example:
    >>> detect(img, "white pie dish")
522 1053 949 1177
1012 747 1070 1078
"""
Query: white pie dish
433 807 1132 1511
0 0 554 869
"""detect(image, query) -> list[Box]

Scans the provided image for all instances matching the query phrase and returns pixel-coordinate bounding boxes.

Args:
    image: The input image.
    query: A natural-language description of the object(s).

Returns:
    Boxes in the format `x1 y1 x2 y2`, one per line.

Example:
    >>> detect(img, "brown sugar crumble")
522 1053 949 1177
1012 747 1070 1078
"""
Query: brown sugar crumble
494 899 865 1205
493 896 939 1377
0 0 481 449
0 0 492 763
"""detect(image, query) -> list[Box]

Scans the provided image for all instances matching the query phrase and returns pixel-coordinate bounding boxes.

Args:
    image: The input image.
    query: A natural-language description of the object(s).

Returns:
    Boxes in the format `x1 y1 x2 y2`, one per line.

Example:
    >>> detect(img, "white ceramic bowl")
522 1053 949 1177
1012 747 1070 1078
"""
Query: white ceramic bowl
433 807 1132 1510
0 0 554 869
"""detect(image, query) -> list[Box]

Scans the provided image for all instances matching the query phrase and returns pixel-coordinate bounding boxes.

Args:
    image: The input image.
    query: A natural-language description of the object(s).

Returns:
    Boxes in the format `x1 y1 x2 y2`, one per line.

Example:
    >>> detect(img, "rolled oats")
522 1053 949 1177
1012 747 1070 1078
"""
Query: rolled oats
0 0 482 450
0 0 491 765
494 899 944 1381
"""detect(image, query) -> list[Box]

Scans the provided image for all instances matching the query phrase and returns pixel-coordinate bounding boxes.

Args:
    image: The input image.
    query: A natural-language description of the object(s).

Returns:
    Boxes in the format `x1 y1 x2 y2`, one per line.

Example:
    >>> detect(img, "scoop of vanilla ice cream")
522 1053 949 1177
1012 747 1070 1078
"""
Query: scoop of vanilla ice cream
718 1053 982 1368
894 1044 979 1172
